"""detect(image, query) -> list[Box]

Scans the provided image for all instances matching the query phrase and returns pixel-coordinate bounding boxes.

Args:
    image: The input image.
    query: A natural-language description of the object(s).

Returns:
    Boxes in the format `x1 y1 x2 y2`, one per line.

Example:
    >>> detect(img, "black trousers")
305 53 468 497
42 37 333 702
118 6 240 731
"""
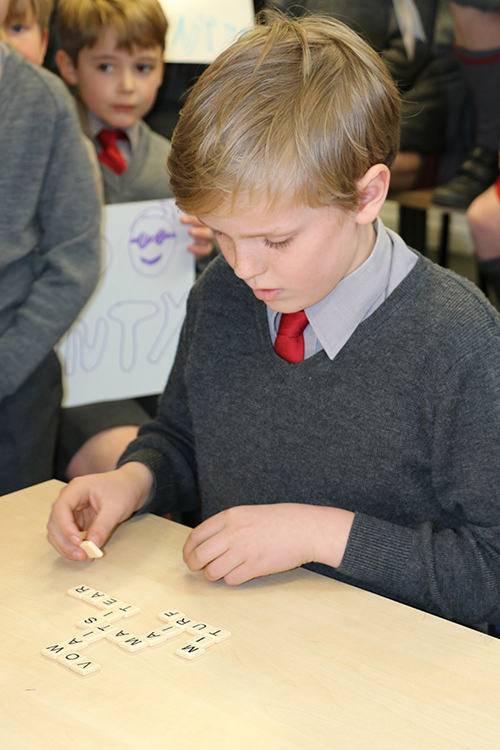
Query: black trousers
0 350 62 496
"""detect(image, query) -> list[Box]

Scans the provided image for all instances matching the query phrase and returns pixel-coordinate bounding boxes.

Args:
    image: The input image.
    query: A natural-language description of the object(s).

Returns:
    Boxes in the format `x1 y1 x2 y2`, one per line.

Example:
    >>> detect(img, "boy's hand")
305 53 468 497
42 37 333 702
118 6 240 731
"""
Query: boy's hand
180 214 215 258
47 462 153 561
182 504 354 585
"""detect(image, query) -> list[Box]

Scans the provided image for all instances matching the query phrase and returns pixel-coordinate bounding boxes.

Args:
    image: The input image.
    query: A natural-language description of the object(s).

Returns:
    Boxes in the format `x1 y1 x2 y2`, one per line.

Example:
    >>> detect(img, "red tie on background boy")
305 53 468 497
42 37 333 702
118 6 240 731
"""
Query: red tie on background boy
274 310 308 363
97 128 128 175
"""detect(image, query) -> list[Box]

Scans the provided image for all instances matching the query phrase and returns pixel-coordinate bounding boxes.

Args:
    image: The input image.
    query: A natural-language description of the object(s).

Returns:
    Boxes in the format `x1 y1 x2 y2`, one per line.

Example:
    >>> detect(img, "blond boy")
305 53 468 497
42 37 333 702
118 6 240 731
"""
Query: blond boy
48 14 500 632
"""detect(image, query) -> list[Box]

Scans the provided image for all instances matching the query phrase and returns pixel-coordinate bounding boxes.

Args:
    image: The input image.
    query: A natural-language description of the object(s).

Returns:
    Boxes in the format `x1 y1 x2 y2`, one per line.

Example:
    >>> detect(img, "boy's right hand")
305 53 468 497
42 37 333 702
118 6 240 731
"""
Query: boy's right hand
47 462 153 561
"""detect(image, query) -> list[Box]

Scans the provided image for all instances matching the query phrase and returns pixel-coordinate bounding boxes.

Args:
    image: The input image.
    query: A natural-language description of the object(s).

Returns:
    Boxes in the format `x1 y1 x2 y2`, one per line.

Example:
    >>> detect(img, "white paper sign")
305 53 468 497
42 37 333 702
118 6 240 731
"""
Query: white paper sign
58 199 195 408
160 0 255 64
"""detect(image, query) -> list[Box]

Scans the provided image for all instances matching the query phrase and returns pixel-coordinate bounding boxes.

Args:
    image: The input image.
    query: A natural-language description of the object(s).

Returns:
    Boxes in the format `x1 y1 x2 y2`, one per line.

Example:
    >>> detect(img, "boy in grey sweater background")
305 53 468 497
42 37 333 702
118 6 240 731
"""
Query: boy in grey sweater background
52 0 214 481
49 12 500 633
0 0 100 494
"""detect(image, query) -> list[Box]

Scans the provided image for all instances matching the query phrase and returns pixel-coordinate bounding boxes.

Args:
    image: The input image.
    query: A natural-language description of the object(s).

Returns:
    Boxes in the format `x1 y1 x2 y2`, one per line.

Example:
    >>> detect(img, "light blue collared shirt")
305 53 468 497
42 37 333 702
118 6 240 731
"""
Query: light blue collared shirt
268 218 418 360
88 109 140 164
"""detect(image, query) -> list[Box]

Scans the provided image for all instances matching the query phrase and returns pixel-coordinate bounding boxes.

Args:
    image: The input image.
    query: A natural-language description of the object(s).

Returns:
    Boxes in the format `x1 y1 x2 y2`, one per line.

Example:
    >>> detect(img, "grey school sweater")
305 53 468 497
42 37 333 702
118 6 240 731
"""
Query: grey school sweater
0 48 100 400
120 252 500 628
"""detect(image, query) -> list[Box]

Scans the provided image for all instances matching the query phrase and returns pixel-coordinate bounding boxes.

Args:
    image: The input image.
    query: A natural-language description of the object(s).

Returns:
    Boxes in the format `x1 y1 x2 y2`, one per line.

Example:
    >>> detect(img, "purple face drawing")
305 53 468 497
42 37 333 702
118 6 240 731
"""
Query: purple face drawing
128 206 177 277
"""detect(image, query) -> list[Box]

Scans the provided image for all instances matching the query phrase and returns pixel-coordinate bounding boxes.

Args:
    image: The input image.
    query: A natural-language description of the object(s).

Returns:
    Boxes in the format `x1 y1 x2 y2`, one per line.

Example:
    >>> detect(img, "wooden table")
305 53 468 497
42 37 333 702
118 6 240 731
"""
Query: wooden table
2 480 500 749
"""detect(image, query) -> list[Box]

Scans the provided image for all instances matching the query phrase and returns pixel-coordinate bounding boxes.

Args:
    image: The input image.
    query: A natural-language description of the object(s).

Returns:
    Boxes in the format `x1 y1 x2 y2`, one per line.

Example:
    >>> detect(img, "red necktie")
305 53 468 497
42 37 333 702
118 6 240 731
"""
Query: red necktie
274 310 308 363
97 129 128 175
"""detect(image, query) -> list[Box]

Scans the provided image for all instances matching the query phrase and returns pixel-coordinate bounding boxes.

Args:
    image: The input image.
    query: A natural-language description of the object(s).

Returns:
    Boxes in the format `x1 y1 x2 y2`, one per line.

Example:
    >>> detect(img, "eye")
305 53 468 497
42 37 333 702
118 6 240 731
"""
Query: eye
137 63 153 74
263 238 292 249
98 62 114 72
9 23 27 33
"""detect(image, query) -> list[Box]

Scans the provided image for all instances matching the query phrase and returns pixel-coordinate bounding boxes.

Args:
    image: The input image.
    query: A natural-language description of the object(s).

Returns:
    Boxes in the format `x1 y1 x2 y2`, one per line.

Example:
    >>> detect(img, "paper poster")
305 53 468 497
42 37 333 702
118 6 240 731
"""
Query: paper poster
57 199 195 408
159 0 255 64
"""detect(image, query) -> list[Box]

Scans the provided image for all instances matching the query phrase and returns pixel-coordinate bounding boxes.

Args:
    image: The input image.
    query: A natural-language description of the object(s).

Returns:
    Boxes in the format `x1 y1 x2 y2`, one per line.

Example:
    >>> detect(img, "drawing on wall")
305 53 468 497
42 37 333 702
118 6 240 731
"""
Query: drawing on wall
159 0 254 64
57 199 195 408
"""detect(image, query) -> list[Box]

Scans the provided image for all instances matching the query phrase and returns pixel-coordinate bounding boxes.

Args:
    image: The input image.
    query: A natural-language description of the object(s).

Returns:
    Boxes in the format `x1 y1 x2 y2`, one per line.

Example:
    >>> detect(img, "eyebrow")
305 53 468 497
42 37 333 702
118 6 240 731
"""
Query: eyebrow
200 221 296 239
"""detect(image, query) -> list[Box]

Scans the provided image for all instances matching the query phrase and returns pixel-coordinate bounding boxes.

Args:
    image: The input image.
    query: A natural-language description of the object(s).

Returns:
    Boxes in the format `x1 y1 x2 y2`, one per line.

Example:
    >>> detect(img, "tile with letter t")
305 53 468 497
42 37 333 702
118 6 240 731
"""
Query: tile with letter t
116 603 141 618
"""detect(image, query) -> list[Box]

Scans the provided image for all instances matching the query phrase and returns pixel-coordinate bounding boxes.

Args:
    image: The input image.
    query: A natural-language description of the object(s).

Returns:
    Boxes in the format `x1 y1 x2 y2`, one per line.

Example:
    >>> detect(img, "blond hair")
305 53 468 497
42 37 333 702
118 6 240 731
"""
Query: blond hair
6 0 53 31
56 0 168 64
168 12 400 215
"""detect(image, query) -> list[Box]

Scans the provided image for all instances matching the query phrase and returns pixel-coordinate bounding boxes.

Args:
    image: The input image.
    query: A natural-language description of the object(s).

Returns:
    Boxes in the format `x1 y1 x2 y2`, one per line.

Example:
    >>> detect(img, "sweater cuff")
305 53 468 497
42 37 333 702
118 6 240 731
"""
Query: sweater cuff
338 512 414 590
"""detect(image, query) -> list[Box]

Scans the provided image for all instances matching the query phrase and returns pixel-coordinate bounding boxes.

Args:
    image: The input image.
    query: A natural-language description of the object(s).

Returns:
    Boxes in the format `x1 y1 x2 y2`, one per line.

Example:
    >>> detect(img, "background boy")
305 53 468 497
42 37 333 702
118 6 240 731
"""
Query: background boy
0 0 51 63
48 13 500 632
0 0 100 494
53 0 214 480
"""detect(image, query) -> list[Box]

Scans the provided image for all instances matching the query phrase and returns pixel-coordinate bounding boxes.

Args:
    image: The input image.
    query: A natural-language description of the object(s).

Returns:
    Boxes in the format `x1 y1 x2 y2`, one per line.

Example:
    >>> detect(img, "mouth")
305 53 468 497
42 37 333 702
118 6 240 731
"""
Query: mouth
141 254 162 265
251 288 283 302
113 104 136 112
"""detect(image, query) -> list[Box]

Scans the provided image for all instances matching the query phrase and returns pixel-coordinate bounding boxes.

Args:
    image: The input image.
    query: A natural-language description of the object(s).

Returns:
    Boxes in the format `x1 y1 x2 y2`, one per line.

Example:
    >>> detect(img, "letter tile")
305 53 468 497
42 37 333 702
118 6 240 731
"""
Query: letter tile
41 644 72 660
175 644 206 661
157 609 185 623
95 622 118 636
139 630 168 647
68 658 101 677
98 608 123 623
105 627 130 645
186 634 216 649
118 636 149 653
170 616 195 631
186 622 210 635
93 597 124 610
80 540 103 558
64 636 90 651
206 627 231 643
158 624 183 640
67 585 95 600
116 603 141 618
57 651 83 668
82 590 109 607
80 629 106 644
76 615 106 629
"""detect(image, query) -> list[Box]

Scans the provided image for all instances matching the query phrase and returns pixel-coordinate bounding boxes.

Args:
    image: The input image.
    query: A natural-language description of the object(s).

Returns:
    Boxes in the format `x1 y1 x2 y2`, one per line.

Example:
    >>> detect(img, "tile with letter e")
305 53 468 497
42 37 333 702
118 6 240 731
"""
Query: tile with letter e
175 643 206 661
67 585 95 600
94 596 124 611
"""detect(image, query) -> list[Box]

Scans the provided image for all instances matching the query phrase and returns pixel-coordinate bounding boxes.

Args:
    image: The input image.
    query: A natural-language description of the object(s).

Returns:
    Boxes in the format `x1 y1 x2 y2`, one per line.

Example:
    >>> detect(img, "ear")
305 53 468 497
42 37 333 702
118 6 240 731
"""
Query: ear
55 49 79 86
354 164 391 226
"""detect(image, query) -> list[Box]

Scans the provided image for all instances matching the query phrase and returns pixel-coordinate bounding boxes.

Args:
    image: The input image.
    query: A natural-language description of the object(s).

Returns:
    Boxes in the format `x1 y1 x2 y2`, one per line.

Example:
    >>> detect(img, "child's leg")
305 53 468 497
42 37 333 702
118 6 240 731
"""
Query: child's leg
467 179 500 300
0 351 62 495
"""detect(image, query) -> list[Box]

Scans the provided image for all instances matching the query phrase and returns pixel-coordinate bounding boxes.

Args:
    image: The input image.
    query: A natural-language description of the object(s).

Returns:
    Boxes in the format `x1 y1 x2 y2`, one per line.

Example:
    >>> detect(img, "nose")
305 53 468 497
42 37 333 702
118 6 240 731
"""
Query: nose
231 244 267 282
118 67 135 92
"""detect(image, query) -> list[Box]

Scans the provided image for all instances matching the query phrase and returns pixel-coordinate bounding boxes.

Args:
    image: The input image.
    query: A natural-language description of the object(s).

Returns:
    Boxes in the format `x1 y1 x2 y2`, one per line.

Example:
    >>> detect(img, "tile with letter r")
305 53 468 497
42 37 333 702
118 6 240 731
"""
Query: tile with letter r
175 643 206 661
67 584 95 600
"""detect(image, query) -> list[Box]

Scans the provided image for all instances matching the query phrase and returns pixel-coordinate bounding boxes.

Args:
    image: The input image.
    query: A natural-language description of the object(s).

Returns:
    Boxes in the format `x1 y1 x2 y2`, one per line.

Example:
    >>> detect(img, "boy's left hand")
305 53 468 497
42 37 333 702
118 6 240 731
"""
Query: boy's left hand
182 504 354 585
181 214 215 258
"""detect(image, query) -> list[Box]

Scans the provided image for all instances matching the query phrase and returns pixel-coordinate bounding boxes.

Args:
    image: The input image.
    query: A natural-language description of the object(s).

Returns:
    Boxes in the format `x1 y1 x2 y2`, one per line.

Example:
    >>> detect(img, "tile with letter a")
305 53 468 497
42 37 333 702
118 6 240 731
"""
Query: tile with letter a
175 643 206 661
67 585 95 600
139 629 168 647
83 590 109 607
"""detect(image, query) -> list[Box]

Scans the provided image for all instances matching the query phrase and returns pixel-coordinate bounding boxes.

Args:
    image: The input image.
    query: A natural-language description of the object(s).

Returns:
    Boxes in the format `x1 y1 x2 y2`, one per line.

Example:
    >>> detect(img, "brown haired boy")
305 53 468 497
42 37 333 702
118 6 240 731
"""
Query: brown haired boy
48 13 500 633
